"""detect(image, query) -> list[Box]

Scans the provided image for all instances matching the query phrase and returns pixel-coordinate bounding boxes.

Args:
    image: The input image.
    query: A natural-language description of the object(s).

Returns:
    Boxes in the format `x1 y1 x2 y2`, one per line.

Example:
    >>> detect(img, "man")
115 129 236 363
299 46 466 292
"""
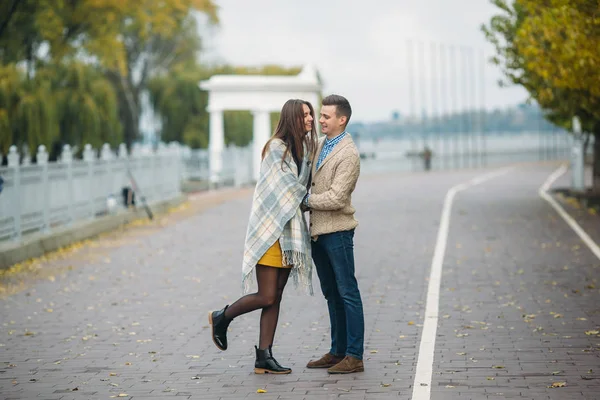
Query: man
303 94 364 374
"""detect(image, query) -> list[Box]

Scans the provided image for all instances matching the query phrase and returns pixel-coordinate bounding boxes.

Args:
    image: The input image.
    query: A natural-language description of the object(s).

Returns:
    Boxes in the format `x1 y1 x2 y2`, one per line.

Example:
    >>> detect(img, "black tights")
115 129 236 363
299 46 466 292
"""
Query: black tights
224 265 291 349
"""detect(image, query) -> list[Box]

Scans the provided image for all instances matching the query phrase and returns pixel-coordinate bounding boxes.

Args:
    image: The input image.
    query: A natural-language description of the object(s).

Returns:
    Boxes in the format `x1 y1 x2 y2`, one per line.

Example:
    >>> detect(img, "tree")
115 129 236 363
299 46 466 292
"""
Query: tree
53 63 122 151
95 0 219 149
0 0 219 154
148 63 209 148
0 64 58 157
482 0 600 190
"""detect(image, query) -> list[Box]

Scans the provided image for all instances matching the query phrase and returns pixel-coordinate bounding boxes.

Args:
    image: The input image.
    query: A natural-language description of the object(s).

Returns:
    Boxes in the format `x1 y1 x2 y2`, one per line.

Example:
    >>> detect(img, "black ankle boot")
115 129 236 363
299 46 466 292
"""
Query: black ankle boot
208 305 232 351
254 345 292 374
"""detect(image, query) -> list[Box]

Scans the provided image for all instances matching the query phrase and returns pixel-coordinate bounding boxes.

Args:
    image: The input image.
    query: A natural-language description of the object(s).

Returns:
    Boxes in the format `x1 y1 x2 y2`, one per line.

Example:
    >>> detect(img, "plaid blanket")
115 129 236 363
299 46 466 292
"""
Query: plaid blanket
242 139 313 295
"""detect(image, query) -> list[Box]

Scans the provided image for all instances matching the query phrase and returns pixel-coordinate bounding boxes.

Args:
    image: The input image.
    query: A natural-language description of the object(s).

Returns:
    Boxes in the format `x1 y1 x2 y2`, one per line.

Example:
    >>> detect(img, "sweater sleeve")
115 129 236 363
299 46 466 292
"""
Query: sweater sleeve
307 153 359 211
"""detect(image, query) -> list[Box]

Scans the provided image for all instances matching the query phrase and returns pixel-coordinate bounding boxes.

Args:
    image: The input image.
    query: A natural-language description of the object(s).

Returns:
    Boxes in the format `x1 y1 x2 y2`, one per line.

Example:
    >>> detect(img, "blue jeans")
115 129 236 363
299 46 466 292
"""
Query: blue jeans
311 229 364 360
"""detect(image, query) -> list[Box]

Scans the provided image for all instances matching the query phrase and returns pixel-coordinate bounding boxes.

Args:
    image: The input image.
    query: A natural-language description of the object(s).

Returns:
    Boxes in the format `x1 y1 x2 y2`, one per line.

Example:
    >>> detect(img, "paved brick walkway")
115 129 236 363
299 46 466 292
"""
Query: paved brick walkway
1 162 598 400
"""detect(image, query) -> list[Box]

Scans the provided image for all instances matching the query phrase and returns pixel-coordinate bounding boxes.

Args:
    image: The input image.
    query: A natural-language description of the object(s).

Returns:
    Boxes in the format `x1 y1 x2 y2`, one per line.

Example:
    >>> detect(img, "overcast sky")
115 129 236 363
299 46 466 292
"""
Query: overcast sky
200 0 530 123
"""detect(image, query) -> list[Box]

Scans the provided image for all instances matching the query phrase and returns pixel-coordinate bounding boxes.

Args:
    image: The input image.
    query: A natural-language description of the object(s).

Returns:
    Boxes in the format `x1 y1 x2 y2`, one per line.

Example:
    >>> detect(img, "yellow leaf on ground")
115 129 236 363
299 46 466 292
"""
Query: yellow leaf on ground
257 389 267 393
548 382 566 388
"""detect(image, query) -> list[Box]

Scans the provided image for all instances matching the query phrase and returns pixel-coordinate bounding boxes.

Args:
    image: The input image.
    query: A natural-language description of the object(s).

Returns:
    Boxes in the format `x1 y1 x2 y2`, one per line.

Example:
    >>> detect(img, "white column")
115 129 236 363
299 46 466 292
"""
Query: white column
209 109 224 185
571 116 585 191
252 109 271 182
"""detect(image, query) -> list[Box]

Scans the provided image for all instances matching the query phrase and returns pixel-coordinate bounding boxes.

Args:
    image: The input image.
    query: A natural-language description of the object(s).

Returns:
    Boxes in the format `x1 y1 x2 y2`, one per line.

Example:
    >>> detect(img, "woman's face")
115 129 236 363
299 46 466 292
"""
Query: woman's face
302 104 313 133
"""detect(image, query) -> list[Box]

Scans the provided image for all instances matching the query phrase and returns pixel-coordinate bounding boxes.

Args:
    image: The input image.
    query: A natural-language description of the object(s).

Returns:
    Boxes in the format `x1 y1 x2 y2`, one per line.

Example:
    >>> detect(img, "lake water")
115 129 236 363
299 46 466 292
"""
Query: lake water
356 131 573 174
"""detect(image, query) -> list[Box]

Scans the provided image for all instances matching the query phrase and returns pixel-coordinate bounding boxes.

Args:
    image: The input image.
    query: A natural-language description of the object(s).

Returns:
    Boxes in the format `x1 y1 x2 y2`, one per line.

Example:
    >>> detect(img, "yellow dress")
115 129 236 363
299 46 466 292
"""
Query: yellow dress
257 240 291 268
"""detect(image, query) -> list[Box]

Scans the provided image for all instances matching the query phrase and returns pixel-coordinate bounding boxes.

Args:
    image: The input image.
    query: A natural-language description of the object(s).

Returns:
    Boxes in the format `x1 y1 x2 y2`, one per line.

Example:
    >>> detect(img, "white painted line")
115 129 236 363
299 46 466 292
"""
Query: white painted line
539 164 600 261
411 167 514 400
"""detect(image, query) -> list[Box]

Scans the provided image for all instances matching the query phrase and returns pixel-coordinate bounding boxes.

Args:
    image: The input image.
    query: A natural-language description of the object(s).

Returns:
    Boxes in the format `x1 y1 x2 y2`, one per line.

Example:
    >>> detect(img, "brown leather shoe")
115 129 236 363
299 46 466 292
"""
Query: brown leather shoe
327 356 364 374
306 353 344 369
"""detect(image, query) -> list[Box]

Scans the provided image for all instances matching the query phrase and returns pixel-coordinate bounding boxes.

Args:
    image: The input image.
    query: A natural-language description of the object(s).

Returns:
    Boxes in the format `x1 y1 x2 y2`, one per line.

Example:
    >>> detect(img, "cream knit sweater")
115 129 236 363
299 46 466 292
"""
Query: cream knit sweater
307 134 360 237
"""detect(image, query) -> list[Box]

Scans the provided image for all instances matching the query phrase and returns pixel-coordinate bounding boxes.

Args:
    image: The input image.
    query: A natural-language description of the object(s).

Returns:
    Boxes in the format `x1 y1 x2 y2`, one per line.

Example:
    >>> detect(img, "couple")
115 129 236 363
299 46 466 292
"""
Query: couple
208 94 364 375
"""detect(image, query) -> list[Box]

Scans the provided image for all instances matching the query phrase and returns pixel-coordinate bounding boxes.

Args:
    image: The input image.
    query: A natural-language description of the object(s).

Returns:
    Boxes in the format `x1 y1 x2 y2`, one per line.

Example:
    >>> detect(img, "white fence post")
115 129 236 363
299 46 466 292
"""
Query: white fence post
83 144 95 218
8 146 21 240
37 145 50 233
62 144 74 225
22 147 31 166
155 143 164 202
168 142 181 195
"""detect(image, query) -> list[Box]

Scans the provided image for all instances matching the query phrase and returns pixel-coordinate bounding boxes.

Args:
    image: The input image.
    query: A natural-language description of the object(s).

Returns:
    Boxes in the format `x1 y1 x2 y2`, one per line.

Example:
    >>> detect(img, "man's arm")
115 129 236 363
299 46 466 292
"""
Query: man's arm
307 155 359 211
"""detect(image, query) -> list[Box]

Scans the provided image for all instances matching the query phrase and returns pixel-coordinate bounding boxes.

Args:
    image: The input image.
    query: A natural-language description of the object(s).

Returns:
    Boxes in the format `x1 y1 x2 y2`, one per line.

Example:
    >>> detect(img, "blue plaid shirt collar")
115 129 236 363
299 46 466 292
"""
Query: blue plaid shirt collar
316 131 347 170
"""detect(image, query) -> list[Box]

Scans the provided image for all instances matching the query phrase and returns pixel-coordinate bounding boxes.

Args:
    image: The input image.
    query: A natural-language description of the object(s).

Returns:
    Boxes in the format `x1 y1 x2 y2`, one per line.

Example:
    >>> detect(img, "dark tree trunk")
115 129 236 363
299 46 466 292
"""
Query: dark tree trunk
106 71 140 152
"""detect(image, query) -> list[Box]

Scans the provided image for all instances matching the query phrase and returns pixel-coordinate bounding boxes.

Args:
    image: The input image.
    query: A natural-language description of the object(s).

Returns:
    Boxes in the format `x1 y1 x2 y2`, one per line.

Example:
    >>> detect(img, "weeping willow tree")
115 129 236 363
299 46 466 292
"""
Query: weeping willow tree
148 64 208 148
53 63 122 151
0 62 121 159
0 64 58 157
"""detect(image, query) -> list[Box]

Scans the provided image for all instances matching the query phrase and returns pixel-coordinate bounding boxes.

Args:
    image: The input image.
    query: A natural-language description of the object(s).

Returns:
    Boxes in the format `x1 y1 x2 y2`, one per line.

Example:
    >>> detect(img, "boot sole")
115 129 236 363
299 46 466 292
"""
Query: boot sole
207 312 226 351
328 367 364 374
306 364 338 369
254 368 292 374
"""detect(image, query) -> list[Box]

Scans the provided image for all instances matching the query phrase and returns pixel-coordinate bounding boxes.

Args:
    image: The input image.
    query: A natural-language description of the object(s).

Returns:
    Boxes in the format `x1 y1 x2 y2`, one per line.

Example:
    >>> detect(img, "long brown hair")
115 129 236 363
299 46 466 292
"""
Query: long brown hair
261 99 317 171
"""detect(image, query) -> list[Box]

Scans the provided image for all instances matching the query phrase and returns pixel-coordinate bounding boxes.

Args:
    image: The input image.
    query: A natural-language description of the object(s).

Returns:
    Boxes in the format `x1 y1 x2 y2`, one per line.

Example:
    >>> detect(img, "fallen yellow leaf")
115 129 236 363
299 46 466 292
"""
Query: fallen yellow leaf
257 389 267 393
548 382 566 388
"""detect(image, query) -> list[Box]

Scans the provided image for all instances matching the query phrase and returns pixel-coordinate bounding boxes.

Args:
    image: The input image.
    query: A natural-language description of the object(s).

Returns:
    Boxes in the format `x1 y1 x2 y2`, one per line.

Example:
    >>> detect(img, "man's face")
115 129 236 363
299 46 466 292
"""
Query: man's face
302 104 313 132
319 105 346 137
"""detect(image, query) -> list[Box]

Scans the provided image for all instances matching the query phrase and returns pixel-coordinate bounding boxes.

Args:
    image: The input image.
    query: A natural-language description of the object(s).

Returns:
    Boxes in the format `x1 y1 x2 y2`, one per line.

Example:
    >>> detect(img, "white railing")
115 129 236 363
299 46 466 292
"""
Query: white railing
181 144 254 187
0 142 183 242
0 141 256 242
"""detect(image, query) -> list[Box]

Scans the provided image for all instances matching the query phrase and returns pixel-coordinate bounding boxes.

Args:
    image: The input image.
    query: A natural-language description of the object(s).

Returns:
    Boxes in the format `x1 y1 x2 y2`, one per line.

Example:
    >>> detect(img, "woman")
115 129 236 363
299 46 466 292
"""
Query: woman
209 99 317 374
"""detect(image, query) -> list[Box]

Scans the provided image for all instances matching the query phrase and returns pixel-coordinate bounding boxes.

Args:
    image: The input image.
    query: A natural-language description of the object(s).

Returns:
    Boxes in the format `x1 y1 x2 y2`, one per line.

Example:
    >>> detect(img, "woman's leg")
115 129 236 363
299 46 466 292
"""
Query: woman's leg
224 265 279 320
258 267 291 349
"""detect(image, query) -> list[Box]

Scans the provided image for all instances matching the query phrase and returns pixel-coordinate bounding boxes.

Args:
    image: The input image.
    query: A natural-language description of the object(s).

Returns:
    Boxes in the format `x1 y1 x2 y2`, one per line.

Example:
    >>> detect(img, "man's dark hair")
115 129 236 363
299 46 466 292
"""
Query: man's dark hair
322 94 352 126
